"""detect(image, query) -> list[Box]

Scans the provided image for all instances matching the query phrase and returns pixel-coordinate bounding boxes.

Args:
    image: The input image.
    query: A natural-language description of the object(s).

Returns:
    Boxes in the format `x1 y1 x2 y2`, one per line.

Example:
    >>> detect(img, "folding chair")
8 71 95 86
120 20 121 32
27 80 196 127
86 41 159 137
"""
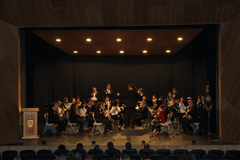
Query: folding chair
65 112 78 134
43 113 57 134
160 113 174 134
191 122 199 133
91 112 105 134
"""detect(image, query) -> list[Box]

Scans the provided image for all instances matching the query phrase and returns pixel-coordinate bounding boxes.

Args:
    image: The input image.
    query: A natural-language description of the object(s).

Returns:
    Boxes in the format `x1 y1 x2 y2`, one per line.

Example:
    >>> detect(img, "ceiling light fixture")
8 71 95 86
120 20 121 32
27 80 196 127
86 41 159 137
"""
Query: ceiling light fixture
119 50 124 54
178 37 183 41
147 38 152 41
56 38 61 42
73 51 78 54
86 38 91 42
96 51 101 54
143 50 147 54
166 50 171 53
116 38 122 42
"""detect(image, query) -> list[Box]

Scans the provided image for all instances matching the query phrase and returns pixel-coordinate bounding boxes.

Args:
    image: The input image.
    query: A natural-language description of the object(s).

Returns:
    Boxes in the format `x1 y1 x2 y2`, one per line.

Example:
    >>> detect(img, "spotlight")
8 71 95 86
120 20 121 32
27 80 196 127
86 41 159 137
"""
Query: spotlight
119 50 124 54
116 38 122 42
96 51 101 54
143 50 147 54
147 38 152 41
73 51 78 54
166 50 171 53
56 38 61 42
86 38 91 42
178 37 183 41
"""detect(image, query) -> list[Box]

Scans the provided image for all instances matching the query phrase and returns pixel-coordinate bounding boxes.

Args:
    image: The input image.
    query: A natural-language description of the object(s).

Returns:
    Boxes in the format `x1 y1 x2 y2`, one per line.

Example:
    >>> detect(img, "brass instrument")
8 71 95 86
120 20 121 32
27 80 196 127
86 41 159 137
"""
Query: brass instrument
103 107 113 121
183 106 192 119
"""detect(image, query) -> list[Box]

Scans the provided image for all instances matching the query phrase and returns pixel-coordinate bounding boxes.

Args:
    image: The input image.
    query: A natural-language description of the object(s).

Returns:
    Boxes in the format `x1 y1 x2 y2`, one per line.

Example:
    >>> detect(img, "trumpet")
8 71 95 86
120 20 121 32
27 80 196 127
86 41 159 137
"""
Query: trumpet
103 107 113 121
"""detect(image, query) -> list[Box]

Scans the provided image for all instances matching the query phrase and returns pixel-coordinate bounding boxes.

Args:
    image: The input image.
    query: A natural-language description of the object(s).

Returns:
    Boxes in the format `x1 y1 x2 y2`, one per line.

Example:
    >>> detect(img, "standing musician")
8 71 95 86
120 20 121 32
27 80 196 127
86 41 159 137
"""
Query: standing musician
69 103 85 132
60 97 72 111
110 100 124 130
75 96 82 107
182 100 198 133
166 92 172 103
151 105 165 134
197 95 208 135
134 101 149 127
117 83 140 129
103 84 114 100
172 88 180 100
48 101 66 134
81 101 94 132
104 96 112 111
90 86 100 102
94 102 113 134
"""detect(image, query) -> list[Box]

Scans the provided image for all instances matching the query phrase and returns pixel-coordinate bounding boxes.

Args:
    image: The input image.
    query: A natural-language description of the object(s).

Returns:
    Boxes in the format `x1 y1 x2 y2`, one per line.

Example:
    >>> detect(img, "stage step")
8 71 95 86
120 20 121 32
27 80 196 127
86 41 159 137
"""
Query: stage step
121 127 144 136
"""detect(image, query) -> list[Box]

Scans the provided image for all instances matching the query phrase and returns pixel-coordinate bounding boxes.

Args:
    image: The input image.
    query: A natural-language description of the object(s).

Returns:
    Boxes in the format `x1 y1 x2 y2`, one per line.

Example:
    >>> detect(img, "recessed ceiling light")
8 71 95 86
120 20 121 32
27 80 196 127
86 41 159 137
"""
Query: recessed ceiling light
73 51 78 54
119 50 124 54
166 50 171 53
147 38 152 41
86 38 91 42
143 50 147 53
96 50 101 54
116 38 122 42
56 38 61 42
178 37 183 41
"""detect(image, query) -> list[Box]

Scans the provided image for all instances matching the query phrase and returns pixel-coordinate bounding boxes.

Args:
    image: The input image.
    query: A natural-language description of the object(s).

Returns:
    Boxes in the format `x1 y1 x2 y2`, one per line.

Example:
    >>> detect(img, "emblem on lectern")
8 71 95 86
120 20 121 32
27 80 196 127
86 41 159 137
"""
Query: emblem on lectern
27 115 33 128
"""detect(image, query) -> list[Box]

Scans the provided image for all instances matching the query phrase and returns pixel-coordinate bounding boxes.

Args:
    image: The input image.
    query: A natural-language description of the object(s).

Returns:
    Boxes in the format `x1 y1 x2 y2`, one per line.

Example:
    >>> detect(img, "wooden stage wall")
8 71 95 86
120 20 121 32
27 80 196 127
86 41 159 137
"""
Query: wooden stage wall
0 20 20 145
219 14 240 144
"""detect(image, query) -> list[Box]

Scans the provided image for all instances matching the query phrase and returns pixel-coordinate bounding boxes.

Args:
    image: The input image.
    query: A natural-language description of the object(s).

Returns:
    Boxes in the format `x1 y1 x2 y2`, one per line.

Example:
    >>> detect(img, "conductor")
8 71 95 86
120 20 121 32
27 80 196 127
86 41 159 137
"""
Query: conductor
117 83 139 129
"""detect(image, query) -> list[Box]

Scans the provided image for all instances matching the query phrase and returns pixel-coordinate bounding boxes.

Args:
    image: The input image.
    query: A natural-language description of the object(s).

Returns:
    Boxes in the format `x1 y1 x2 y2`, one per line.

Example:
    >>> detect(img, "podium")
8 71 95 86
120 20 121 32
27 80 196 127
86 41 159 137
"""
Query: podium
21 108 39 139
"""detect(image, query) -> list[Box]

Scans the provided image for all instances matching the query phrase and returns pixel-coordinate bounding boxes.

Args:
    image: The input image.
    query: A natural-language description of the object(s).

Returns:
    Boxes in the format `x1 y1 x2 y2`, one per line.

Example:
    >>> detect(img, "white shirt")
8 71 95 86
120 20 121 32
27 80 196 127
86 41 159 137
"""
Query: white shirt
179 101 185 113
110 106 121 116
80 107 87 117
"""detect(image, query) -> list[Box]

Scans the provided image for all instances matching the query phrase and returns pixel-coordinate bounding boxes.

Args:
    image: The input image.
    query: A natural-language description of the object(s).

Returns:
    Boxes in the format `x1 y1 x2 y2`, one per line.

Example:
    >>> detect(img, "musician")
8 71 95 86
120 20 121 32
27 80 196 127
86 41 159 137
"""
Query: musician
172 88 180 100
182 100 198 133
60 97 72 111
48 101 66 134
110 100 124 130
151 105 165 134
81 101 94 132
152 95 158 110
137 88 145 101
169 98 179 121
69 103 85 132
94 102 113 134
134 101 149 127
178 97 186 122
71 97 76 104
90 86 100 101
103 84 114 100
197 95 208 135
166 92 172 102
86 99 95 113
75 96 82 107
104 96 112 111
142 95 147 101
162 102 170 121
117 83 140 129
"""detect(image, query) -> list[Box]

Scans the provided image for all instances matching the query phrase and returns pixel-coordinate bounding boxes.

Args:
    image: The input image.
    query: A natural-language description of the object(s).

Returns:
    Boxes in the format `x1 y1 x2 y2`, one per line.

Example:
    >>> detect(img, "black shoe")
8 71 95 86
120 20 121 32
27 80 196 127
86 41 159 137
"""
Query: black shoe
131 126 135 129
118 127 121 131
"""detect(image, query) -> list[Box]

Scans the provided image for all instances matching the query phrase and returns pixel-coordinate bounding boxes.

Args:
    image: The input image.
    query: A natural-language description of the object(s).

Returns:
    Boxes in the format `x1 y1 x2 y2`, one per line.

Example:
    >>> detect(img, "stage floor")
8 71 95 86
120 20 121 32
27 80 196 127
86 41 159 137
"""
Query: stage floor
18 123 227 146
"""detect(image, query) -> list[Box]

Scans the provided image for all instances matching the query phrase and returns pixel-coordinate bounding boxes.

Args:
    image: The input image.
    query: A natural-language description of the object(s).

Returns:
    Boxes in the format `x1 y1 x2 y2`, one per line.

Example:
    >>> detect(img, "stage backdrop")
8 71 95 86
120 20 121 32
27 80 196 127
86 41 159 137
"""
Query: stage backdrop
23 26 217 132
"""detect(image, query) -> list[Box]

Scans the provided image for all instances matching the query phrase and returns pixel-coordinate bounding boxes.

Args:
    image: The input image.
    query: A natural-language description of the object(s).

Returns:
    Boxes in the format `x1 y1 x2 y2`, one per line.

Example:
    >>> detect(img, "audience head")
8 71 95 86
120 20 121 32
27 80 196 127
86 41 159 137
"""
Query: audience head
58 155 66 160
13 155 21 160
122 155 130 160
76 143 83 150
125 142 132 149
74 152 82 160
141 153 150 160
58 144 66 150
144 143 150 149
94 144 100 149
107 141 114 149
63 97 68 103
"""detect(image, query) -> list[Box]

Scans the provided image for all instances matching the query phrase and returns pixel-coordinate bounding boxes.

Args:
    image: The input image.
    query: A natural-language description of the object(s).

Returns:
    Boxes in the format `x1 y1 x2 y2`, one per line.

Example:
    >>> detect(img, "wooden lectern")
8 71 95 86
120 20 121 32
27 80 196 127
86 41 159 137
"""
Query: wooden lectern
21 108 39 139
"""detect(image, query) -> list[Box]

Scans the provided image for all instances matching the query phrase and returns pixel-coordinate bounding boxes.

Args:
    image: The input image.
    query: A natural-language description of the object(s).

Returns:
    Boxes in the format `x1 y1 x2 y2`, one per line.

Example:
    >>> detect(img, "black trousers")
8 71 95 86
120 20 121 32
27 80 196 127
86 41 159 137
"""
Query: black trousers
86 116 94 128
96 118 112 131
135 115 148 127
54 120 66 132
125 107 135 127
199 115 208 134
111 115 123 126
71 118 84 131
182 118 197 131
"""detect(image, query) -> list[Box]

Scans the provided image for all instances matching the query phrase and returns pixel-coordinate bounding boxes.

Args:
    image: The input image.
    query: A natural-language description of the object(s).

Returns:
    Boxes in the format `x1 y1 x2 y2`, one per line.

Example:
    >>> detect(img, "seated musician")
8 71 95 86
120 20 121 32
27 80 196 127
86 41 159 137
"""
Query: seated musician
94 102 113 134
152 95 158 110
166 92 172 103
69 103 85 132
86 99 95 113
162 102 170 121
178 97 186 123
60 97 72 111
75 96 82 107
110 100 124 130
137 88 145 101
90 86 100 102
71 97 75 104
134 101 149 127
104 96 112 111
80 101 94 132
182 100 198 134
48 101 66 134
151 105 165 134
169 98 179 121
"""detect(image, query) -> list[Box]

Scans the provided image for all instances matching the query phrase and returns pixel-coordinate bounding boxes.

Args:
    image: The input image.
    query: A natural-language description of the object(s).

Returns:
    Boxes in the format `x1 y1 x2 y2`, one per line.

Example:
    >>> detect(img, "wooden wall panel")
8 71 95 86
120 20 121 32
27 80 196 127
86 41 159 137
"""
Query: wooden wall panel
0 20 19 145
219 14 240 144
